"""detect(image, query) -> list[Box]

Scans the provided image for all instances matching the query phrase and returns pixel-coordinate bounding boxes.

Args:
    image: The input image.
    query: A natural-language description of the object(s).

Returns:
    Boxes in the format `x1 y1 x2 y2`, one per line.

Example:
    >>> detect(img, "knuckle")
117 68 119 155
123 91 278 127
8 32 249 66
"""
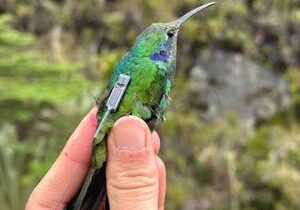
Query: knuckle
108 168 158 208
108 165 158 191
107 150 158 199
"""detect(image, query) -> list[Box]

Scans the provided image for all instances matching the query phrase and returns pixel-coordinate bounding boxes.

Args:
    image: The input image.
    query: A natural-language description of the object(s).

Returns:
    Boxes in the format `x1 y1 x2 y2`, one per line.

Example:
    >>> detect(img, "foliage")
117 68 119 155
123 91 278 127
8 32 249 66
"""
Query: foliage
0 14 94 124
0 0 299 210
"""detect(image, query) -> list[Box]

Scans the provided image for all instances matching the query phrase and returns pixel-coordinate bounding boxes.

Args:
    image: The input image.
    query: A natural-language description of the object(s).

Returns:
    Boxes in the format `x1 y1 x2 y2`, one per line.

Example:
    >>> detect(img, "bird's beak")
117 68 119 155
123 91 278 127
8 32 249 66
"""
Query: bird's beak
171 2 216 27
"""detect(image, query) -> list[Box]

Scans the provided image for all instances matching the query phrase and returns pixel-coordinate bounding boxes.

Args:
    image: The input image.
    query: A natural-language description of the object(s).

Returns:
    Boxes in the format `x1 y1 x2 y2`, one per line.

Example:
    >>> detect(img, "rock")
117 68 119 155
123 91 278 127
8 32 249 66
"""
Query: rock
188 50 290 125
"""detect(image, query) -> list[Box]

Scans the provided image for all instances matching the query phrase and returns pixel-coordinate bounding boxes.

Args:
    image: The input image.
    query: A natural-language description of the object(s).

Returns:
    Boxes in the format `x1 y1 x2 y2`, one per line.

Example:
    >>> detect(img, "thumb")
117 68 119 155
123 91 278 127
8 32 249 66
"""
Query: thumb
106 116 159 210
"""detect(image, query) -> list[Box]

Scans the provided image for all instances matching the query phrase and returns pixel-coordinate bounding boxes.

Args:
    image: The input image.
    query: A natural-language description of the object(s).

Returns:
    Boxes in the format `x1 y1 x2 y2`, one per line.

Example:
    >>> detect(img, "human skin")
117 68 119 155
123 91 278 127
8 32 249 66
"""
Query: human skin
26 107 166 210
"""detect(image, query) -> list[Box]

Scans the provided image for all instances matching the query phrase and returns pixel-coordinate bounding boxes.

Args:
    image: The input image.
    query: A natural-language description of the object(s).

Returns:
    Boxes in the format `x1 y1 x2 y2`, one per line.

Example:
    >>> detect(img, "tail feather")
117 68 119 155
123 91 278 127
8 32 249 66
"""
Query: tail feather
65 163 109 210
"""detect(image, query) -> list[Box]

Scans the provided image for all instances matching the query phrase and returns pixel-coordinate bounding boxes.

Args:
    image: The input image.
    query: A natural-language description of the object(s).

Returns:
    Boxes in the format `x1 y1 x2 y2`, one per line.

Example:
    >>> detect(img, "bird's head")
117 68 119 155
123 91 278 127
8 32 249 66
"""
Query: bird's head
130 2 215 73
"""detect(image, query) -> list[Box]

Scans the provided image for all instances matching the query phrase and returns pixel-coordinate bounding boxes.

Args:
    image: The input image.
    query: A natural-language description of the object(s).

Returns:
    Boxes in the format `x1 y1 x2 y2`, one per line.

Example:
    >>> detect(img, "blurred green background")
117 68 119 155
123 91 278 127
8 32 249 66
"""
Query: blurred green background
0 0 300 209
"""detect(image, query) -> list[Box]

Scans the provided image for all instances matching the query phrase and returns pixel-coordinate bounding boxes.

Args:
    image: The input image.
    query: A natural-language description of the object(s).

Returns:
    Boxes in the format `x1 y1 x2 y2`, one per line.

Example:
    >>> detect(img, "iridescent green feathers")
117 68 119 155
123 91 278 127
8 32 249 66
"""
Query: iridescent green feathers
92 23 177 168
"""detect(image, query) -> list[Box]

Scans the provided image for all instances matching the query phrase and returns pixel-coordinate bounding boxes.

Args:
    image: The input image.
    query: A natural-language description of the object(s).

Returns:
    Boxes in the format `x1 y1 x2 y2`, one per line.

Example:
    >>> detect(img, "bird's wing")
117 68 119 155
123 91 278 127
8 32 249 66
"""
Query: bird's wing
97 53 132 117
147 78 171 130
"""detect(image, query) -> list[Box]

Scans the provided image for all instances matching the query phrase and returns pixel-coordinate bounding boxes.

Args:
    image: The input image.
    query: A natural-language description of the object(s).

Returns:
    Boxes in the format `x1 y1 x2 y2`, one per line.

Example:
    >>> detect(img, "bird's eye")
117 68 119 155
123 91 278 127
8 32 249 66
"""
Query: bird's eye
167 29 175 38
159 50 167 56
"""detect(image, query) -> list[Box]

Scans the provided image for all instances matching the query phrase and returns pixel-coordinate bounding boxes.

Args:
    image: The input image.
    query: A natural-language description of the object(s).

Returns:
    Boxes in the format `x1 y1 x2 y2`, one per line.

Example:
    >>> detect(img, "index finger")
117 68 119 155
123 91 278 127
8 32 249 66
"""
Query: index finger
26 107 98 210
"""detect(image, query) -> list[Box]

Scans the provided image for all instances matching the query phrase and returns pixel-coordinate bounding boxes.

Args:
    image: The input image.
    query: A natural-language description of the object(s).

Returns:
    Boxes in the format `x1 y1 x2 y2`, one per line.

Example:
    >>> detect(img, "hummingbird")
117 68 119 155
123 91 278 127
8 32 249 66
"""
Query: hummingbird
66 2 215 210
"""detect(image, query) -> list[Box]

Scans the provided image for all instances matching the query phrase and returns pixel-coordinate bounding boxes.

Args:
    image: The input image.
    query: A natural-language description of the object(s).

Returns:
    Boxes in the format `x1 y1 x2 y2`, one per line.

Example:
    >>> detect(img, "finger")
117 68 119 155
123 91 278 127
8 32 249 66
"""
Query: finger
152 131 161 154
156 157 166 210
106 116 159 210
26 107 98 210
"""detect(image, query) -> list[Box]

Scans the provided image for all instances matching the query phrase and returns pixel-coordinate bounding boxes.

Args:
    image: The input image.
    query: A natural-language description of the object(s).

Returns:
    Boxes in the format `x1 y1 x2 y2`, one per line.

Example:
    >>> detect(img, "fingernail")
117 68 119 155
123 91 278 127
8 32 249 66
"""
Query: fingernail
113 117 147 150
89 106 98 127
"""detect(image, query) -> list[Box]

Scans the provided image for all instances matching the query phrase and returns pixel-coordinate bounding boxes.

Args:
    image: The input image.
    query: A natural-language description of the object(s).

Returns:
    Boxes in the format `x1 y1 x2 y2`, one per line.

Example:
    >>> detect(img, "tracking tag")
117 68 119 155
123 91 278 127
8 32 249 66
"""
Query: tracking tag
106 74 131 112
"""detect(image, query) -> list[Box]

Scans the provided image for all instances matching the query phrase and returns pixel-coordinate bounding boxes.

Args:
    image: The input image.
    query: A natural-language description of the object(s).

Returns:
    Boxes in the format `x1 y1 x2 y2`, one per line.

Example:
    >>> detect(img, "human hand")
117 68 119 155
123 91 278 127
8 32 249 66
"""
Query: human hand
26 107 166 210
